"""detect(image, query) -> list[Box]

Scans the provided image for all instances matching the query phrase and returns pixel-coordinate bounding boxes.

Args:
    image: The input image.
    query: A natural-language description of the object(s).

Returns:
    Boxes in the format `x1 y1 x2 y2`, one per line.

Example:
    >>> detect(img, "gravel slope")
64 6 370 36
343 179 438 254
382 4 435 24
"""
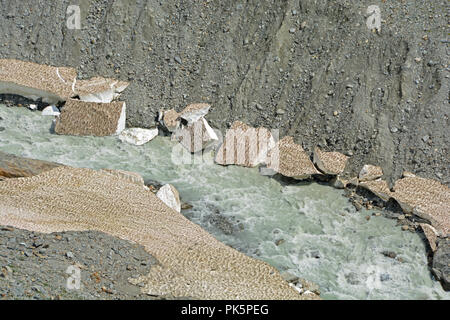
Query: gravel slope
0 226 163 300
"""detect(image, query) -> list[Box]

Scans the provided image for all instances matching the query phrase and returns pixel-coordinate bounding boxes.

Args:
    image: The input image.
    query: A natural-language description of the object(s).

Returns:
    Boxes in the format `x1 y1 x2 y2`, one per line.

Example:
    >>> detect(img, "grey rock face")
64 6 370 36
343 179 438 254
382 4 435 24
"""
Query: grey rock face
432 238 450 291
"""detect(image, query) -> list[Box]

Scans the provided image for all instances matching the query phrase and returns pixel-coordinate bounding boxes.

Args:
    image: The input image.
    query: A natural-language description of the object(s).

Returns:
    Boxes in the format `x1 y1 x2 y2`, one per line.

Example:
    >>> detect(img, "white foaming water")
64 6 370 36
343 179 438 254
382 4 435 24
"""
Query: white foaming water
0 105 448 300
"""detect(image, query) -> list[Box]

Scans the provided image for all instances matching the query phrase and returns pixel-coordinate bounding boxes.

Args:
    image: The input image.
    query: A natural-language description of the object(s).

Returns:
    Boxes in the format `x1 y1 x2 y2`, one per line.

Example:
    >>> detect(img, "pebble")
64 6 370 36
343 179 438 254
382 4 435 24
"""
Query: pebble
66 251 74 259
380 273 391 282
174 56 182 64
382 251 397 259
289 28 296 34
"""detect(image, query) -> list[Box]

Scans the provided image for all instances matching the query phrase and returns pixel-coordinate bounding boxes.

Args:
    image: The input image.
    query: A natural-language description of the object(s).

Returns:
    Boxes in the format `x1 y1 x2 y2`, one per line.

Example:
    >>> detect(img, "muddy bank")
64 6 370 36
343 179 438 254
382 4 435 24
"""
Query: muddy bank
0 0 448 185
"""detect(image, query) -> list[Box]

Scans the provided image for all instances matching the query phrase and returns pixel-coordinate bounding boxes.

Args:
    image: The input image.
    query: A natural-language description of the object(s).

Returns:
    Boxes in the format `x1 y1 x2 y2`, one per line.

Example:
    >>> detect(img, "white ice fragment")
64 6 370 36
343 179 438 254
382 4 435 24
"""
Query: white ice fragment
156 184 181 213
41 105 60 116
119 127 158 146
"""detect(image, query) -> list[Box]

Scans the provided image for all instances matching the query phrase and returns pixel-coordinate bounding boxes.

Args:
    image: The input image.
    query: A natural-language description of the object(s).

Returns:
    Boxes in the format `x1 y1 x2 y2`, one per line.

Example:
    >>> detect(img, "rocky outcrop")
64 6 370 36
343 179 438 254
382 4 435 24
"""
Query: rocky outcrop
358 179 393 202
432 238 450 291
74 77 129 103
0 151 62 179
156 184 181 213
0 167 304 299
392 173 449 236
0 59 128 106
313 147 349 175
119 128 159 146
54 99 126 137
215 121 275 167
266 136 320 180
0 59 76 104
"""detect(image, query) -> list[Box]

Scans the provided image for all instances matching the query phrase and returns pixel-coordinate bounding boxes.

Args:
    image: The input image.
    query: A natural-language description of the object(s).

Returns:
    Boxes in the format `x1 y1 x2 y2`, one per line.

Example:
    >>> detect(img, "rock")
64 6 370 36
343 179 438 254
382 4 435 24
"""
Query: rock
331 176 348 189
172 117 219 153
381 251 397 259
420 223 438 252
0 151 62 179
401 225 410 231
266 136 321 180
358 179 393 201
392 173 450 236
179 103 211 125
156 184 181 213
432 239 450 291
313 147 349 175
344 272 360 285
174 56 182 64
207 208 235 235
280 271 299 283
54 99 126 137
380 273 391 282
181 202 193 210
74 77 129 103
0 59 77 104
297 278 320 295
41 105 60 116
215 121 275 167
66 251 74 259
359 164 383 182
160 109 180 132
119 128 158 146
28 104 37 110
215 121 275 168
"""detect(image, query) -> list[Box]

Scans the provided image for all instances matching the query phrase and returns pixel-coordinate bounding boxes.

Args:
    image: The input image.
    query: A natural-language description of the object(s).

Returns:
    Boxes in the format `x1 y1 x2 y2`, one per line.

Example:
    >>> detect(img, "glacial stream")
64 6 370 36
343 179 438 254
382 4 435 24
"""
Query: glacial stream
0 105 448 300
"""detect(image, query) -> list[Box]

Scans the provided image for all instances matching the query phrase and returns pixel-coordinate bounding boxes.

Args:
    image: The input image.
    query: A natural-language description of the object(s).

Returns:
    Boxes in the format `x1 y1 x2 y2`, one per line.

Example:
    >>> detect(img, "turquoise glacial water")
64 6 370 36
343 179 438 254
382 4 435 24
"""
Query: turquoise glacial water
0 105 448 300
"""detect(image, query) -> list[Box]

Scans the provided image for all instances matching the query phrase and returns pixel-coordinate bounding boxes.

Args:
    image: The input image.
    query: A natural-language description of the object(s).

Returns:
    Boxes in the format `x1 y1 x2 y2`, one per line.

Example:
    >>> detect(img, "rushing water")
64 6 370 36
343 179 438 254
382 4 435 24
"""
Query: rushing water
0 105 448 300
